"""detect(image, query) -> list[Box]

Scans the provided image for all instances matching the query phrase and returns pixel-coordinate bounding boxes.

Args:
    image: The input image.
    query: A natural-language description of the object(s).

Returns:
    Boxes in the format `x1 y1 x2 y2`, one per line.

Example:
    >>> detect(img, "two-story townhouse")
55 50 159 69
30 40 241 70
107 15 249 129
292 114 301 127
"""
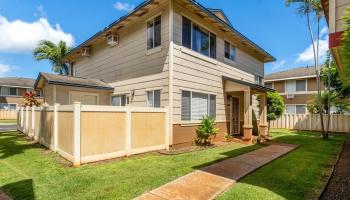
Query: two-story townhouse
35 0 275 147
321 0 350 79
0 77 43 109
265 67 324 114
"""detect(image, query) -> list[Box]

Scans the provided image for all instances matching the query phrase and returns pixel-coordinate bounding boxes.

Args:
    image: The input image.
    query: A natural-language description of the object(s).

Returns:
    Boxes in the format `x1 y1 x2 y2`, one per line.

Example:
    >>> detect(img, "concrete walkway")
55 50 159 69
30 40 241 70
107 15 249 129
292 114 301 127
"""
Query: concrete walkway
136 143 298 200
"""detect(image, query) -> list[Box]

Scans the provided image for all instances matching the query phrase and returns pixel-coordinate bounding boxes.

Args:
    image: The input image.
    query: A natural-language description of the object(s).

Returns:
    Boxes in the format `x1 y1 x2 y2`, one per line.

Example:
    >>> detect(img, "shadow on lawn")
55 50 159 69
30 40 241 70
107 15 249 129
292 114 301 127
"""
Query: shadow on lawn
194 131 347 199
0 132 41 159
1 179 35 200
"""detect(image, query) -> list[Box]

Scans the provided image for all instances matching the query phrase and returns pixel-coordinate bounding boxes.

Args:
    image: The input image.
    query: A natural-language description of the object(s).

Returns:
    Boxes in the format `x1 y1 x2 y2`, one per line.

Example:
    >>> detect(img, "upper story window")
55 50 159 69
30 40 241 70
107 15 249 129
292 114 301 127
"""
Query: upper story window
286 105 306 114
286 79 306 93
111 95 128 106
0 103 16 109
147 16 161 50
225 41 236 61
147 90 161 108
70 62 76 77
254 75 263 85
265 82 273 89
0 87 17 96
181 90 216 121
182 16 216 59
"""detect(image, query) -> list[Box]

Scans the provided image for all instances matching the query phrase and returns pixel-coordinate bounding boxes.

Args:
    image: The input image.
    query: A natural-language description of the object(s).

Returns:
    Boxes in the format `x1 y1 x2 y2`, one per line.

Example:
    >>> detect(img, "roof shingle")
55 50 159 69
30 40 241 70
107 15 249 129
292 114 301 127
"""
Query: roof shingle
0 77 35 88
265 67 316 81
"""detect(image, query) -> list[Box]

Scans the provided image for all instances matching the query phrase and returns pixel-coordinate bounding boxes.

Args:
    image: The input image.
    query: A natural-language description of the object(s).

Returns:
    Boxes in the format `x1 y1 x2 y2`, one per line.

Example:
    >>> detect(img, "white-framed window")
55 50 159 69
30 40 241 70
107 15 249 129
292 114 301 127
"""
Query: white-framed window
0 103 16 109
286 105 306 114
265 82 273 89
181 90 216 121
254 75 263 85
225 41 236 61
111 95 128 106
296 79 306 91
182 16 216 59
286 79 307 93
70 62 76 77
147 90 161 107
0 87 17 96
147 15 161 50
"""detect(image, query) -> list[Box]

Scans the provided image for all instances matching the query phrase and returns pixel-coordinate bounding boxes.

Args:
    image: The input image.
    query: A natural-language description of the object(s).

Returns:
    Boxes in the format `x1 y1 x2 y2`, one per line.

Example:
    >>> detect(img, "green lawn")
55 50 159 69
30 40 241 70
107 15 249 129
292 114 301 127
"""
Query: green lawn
0 120 16 124
0 129 347 200
218 129 348 200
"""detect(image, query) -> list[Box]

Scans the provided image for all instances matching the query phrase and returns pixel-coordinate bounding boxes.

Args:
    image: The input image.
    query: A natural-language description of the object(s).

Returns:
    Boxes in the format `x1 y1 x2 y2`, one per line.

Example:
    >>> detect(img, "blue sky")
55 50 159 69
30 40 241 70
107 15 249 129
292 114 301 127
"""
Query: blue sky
0 0 328 79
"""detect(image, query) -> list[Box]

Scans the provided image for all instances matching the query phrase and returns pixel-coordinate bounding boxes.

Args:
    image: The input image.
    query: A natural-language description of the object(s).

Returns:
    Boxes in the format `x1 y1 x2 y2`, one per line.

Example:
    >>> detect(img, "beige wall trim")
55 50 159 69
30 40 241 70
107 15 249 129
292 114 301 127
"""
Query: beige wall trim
168 0 174 145
81 151 127 164
53 103 59 151
25 106 29 133
56 105 74 112
57 148 74 162
73 102 81 166
329 0 336 33
265 75 316 82
130 145 166 155
31 106 35 138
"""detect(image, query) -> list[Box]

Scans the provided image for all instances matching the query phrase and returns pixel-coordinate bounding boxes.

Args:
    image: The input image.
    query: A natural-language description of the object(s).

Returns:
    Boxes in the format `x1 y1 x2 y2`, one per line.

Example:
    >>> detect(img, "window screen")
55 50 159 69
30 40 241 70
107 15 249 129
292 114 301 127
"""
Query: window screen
192 24 209 56
147 90 161 108
286 105 295 114
191 92 208 120
296 105 306 114
181 91 191 120
296 80 306 91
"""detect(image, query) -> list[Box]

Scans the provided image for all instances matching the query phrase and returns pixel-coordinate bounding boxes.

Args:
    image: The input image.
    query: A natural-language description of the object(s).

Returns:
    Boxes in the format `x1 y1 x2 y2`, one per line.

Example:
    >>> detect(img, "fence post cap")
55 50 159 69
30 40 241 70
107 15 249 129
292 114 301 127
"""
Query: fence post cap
73 102 81 105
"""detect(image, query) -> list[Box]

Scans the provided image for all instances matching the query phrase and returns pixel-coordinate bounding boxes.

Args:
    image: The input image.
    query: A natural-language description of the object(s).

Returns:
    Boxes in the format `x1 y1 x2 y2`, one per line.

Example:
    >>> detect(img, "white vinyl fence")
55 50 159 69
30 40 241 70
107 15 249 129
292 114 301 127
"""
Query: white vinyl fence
17 103 170 166
0 109 17 120
270 114 350 133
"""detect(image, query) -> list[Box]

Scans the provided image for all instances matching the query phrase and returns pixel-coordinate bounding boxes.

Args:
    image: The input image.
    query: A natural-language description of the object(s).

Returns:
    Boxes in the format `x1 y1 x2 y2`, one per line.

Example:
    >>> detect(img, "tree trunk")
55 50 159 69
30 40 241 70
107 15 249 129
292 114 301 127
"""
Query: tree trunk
326 55 332 138
307 14 326 138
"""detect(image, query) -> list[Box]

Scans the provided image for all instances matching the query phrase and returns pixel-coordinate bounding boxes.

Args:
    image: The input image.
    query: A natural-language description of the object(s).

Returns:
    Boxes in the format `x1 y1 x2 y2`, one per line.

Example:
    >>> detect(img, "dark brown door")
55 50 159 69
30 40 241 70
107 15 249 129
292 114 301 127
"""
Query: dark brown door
232 97 240 134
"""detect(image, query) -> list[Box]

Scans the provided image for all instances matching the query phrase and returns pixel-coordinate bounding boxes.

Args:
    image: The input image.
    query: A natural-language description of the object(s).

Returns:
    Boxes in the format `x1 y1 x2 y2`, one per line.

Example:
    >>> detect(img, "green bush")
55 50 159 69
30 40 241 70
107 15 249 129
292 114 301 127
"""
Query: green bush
196 115 219 145
267 91 285 121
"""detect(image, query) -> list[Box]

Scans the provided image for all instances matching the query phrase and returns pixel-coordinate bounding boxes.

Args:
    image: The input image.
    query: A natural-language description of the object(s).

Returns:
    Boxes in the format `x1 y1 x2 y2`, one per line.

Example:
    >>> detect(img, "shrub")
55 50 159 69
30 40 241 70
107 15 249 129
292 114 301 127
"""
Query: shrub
22 91 41 107
195 115 219 145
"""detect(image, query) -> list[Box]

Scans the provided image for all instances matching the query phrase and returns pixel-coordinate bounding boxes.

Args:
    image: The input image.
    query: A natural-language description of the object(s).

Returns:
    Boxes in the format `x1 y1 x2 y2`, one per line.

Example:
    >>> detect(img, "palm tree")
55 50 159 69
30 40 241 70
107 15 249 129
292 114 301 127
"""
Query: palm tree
33 40 71 75
285 0 327 138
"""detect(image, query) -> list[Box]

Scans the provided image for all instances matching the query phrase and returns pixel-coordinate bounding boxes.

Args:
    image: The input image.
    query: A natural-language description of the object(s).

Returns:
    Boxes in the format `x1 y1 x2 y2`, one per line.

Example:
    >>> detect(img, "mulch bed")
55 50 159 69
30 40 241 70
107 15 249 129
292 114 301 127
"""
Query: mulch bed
320 140 350 200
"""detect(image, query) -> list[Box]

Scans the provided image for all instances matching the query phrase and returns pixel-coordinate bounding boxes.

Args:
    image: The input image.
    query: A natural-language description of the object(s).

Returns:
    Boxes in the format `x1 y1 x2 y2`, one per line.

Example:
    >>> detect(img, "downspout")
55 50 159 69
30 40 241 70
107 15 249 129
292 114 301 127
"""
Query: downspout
168 0 174 145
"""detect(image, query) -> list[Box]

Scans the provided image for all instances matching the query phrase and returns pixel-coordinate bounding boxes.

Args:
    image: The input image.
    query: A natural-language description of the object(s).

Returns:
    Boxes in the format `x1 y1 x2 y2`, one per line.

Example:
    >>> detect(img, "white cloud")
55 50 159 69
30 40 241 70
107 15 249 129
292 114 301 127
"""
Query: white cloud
0 64 11 77
113 2 135 12
272 59 286 70
0 15 74 53
34 5 47 18
320 27 328 38
296 37 329 63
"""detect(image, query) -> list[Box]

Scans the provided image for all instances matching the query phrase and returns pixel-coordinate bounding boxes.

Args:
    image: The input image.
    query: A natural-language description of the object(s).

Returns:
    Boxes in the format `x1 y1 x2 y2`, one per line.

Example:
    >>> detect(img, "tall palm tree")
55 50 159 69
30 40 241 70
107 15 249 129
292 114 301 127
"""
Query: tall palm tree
33 40 71 75
285 0 327 138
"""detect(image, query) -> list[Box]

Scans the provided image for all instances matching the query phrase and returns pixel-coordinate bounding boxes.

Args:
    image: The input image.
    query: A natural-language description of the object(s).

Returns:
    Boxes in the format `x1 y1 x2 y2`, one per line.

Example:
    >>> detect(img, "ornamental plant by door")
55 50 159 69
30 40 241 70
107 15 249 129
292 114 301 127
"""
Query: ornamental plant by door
196 115 219 145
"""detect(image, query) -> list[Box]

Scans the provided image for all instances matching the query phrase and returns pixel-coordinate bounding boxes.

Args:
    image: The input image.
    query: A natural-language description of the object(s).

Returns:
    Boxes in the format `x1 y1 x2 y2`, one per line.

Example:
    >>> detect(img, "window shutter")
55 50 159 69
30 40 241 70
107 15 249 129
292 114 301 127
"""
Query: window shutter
181 91 191 120
154 16 161 47
154 90 161 108
210 33 216 59
225 41 230 59
191 92 208 120
182 17 191 49
209 95 216 118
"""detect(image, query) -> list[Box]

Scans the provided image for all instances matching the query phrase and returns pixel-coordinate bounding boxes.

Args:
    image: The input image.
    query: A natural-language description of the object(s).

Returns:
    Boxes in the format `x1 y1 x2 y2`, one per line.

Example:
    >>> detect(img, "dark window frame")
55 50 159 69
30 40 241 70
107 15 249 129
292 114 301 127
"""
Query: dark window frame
147 15 162 50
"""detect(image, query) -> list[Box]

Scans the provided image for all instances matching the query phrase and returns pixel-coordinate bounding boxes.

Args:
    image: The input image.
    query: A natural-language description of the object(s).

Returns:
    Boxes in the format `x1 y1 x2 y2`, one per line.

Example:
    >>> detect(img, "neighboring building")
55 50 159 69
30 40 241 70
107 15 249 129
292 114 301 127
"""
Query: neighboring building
35 0 275 147
265 67 323 114
0 77 43 109
321 0 350 79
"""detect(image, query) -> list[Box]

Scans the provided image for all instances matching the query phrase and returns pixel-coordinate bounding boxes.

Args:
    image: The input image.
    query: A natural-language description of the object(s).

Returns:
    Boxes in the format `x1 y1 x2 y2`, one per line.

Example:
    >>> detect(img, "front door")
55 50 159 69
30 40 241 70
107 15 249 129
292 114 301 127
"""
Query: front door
231 97 240 134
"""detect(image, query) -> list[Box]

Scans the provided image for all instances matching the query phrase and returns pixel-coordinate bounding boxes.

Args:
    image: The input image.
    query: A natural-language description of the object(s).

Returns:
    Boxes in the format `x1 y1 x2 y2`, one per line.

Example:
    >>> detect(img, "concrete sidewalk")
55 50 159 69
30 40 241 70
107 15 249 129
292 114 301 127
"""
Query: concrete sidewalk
136 143 298 200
